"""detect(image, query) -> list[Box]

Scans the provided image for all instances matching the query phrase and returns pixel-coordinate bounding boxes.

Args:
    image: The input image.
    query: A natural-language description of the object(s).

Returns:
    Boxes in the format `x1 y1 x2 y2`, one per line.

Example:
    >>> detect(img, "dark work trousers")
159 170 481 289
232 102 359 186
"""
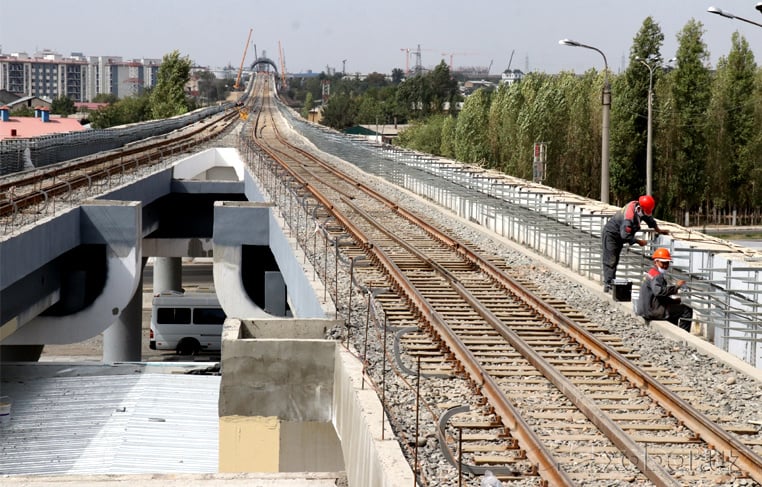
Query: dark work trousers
601 231 624 288
664 300 693 331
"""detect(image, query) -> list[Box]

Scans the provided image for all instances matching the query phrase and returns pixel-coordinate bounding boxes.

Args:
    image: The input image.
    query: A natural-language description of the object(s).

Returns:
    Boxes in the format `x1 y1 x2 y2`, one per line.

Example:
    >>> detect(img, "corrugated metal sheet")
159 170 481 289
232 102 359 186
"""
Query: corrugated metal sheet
0 366 220 475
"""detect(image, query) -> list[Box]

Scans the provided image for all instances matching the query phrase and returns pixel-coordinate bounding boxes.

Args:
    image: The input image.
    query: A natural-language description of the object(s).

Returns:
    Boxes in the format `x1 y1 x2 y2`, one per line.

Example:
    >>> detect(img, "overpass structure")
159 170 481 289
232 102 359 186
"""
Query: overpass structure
0 147 326 360
1 134 414 485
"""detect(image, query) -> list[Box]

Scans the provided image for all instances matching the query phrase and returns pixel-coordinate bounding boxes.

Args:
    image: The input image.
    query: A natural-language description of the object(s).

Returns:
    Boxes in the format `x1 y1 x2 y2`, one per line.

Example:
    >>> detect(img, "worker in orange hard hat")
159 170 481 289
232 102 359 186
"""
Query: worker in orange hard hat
601 195 669 293
634 248 693 331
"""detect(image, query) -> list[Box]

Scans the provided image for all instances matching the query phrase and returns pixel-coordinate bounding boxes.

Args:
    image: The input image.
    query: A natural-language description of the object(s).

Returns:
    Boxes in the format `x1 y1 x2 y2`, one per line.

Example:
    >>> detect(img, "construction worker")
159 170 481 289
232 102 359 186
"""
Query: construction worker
601 195 669 293
635 248 693 331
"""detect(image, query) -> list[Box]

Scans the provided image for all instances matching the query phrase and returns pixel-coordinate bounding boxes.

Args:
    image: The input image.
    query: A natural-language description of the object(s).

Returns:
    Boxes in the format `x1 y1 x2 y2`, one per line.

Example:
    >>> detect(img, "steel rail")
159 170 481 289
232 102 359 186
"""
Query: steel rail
380 192 762 481
0 109 238 218
451 238 762 484
253 93 574 487
342 196 685 487
253 81 762 484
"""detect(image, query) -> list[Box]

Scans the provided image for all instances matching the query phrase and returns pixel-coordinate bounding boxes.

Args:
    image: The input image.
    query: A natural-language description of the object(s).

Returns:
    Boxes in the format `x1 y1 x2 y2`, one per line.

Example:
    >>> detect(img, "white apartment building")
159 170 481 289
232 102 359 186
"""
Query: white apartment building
0 49 161 102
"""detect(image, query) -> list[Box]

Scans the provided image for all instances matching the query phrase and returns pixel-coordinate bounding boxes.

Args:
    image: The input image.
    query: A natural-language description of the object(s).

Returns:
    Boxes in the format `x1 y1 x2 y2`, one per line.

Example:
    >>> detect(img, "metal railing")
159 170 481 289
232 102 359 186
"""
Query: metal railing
0 104 233 175
279 107 762 369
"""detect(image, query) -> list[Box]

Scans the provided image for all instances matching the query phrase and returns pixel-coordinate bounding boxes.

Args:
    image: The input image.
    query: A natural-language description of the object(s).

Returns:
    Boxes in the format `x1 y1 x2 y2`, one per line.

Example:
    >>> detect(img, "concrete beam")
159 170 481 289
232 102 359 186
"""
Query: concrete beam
213 201 272 319
3 201 142 345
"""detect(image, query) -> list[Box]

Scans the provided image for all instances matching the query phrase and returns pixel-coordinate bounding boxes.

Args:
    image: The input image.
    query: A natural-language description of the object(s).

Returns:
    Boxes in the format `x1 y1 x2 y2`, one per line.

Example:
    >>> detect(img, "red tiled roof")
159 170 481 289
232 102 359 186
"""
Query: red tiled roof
0 116 87 140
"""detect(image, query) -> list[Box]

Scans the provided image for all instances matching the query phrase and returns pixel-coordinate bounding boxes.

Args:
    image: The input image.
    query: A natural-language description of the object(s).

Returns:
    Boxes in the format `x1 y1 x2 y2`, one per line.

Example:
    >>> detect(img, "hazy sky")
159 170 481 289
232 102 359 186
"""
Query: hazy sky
2 0 762 76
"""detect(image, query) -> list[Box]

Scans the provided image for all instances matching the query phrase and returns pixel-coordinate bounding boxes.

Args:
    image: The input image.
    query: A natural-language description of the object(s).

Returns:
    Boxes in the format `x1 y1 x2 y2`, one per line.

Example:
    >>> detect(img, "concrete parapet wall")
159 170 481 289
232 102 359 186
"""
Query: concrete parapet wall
333 348 415 487
219 319 414 485
220 414 343 474
219 319 343 474
239 318 341 339
219 335 335 420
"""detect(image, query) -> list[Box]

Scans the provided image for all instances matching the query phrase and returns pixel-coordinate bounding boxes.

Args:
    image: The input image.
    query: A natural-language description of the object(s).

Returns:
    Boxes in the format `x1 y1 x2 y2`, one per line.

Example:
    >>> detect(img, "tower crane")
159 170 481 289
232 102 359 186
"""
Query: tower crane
278 41 287 87
441 51 479 70
400 48 411 76
400 45 437 76
233 28 253 90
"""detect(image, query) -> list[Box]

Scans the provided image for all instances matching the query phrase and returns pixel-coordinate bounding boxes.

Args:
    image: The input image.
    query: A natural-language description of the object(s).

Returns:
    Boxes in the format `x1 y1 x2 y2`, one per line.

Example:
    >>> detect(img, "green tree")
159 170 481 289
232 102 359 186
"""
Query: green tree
454 88 492 164
541 71 599 197
92 93 118 104
89 95 151 128
705 31 758 214
609 17 665 202
320 93 357 130
355 96 383 124
428 61 461 116
12 105 34 117
395 115 447 154
440 115 457 158
51 95 76 116
396 62 459 119
661 19 711 220
301 92 314 119
391 68 405 84
149 50 192 119
364 72 389 89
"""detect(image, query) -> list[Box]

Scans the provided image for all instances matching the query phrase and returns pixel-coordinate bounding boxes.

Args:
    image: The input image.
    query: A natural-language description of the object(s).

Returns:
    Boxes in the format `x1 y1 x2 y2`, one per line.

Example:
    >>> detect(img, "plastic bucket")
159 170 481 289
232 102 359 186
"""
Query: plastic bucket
612 279 632 302
0 396 11 426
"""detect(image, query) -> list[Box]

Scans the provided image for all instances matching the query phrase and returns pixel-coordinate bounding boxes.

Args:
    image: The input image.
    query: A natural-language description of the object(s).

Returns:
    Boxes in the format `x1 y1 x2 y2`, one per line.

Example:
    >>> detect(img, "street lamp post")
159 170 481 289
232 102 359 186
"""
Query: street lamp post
635 56 675 197
708 6 762 28
559 39 610 204
635 57 655 197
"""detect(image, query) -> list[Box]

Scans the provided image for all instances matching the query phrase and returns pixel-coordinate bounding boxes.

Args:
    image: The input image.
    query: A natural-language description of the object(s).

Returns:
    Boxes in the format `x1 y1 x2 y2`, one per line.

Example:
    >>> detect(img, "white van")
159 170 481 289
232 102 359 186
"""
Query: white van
149 291 226 355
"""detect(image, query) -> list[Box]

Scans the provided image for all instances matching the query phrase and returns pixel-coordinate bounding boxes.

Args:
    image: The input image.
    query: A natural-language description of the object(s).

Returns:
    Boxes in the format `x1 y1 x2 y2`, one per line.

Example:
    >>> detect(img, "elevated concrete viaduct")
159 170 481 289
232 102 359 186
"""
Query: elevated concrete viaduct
0 148 326 361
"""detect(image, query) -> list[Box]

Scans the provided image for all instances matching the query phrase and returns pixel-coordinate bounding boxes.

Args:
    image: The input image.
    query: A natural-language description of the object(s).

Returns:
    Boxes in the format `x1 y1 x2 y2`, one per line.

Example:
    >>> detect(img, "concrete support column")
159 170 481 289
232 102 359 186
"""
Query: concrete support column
264 271 286 317
103 259 146 363
153 257 183 293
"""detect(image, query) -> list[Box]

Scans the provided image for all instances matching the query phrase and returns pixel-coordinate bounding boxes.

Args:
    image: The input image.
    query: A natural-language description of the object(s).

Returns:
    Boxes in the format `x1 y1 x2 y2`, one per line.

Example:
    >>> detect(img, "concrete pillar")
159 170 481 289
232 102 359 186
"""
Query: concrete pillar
153 257 182 293
264 271 286 316
103 260 146 363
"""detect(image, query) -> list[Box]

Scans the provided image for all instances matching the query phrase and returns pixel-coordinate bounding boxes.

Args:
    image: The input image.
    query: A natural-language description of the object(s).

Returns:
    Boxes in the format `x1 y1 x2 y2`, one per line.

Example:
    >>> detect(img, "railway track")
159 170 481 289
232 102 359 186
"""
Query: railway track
3 72 759 485
245 76 762 486
0 106 239 227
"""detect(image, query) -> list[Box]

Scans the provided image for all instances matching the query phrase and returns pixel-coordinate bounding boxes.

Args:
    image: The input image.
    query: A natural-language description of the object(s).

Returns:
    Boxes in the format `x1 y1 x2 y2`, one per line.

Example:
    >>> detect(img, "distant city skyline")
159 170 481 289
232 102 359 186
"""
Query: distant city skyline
3 1 762 76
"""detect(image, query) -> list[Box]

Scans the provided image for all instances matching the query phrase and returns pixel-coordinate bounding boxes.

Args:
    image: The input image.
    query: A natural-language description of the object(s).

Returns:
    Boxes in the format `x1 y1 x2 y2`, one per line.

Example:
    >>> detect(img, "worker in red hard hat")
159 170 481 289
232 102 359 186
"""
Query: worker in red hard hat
601 195 669 293
634 248 693 331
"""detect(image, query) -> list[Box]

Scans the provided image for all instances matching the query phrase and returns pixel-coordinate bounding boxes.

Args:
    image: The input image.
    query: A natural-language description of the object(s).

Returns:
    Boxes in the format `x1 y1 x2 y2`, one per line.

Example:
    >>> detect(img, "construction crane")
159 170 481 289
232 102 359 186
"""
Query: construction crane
441 51 479 71
400 48 412 76
278 41 287 87
506 49 515 72
400 45 437 76
233 28 253 90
